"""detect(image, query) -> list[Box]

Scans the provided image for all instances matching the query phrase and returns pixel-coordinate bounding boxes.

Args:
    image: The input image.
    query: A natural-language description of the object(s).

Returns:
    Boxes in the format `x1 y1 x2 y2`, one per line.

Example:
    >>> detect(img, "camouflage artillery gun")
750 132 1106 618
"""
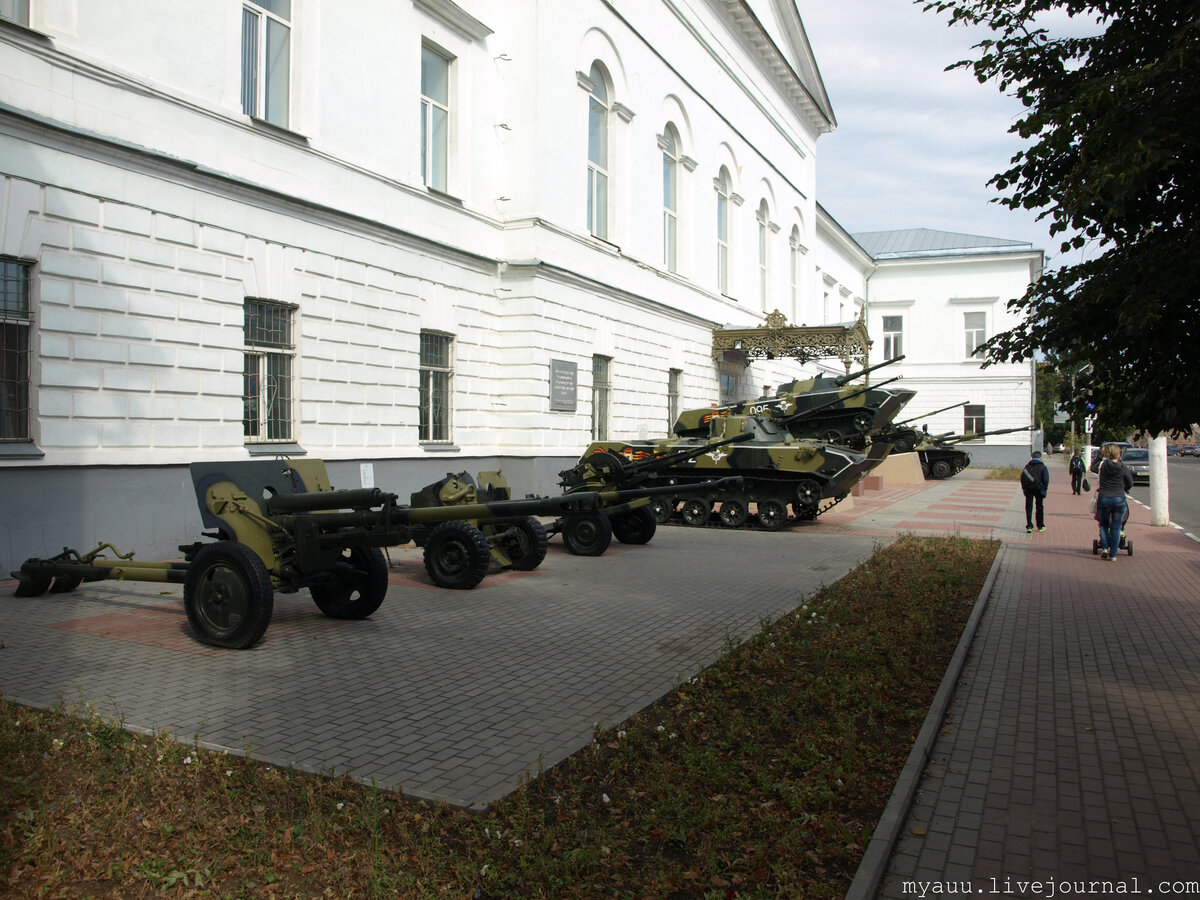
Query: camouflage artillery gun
671 356 915 449
10 459 610 649
916 426 1033 479
581 413 889 531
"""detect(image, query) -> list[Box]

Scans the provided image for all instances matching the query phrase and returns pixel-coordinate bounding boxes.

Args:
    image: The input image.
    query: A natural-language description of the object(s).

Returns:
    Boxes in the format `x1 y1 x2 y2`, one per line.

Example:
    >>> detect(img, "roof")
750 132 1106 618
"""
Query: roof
852 228 1036 260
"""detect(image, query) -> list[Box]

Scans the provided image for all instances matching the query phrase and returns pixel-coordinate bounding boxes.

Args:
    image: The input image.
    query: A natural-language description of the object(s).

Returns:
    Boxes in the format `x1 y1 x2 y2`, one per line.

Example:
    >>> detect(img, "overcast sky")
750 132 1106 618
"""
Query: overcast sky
794 0 1077 266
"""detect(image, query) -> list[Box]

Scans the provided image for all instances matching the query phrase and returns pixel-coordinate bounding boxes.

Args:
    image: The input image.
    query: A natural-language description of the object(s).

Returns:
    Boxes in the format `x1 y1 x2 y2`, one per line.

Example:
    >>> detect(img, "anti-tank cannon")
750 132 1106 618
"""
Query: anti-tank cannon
917 426 1033 479
10 459 609 649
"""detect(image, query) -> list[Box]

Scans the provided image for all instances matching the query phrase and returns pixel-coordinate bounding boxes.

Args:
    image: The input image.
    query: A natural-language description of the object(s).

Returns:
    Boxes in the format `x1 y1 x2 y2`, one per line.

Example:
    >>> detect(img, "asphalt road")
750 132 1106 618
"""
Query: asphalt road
1128 454 1200 539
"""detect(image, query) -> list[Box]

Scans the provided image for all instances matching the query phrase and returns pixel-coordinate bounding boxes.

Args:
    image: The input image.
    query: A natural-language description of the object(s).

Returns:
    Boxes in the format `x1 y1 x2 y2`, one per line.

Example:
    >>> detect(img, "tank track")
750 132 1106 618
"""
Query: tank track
652 473 847 531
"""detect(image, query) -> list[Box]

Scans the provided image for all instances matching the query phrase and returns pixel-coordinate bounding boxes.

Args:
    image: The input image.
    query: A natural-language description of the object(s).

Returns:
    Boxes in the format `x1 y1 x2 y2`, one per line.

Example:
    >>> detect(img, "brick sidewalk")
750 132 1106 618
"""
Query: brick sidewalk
872 475 1200 895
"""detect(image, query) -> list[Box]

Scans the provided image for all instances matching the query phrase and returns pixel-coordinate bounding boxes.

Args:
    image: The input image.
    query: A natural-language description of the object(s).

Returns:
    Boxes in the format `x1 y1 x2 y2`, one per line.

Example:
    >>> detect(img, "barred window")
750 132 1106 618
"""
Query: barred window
419 331 453 442
243 299 295 442
1 258 31 441
591 355 611 441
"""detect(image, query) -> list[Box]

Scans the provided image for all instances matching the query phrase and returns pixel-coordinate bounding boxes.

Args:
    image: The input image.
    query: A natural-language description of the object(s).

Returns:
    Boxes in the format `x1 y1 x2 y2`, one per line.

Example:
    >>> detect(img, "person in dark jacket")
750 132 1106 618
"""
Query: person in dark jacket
1021 450 1050 532
1092 442 1134 560
1069 450 1086 494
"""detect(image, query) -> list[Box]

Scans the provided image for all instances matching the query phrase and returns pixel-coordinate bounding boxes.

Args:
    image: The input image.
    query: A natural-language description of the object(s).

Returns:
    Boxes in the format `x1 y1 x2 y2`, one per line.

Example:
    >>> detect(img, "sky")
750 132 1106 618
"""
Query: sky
793 0 1084 268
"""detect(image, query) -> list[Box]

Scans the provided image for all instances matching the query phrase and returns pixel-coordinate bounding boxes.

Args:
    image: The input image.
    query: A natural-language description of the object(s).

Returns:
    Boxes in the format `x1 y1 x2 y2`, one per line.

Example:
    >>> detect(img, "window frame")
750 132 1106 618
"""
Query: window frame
591 354 611 441
668 367 682 431
420 42 452 194
586 62 611 240
0 0 29 26
419 330 454 443
882 315 904 361
964 311 987 358
240 1 292 129
757 199 770 310
0 257 32 443
661 126 680 273
715 168 731 295
964 404 986 438
243 297 297 444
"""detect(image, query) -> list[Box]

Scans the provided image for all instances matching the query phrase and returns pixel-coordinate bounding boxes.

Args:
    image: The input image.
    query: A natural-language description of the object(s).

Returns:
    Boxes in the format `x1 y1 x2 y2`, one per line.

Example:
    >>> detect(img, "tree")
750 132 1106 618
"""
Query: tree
920 0 1200 435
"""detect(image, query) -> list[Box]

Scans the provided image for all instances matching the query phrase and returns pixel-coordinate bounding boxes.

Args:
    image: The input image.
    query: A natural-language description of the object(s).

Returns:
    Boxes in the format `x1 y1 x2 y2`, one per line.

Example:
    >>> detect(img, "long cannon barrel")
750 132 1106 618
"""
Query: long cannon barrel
832 354 905 387
597 475 743 505
561 431 753 489
894 401 969 427
612 431 753 478
780 377 902 426
942 425 1033 445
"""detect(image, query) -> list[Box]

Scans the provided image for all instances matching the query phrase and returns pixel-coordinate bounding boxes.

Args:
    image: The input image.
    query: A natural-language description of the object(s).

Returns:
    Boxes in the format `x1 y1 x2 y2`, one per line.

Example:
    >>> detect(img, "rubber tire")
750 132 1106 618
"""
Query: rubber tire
931 460 954 479
717 497 749 528
757 498 789 531
423 521 491 589
1126 540 1133 556
492 517 548 571
1092 539 1099 555
309 546 388 619
651 496 677 524
184 542 274 649
561 511 613 556
611 506 657 545
680 497 712 527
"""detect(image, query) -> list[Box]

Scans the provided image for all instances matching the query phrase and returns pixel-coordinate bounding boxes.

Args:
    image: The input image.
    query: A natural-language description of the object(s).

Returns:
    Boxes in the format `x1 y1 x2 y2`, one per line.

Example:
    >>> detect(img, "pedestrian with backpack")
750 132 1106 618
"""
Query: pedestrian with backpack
1069 450 1086 495
1021 450 1050 533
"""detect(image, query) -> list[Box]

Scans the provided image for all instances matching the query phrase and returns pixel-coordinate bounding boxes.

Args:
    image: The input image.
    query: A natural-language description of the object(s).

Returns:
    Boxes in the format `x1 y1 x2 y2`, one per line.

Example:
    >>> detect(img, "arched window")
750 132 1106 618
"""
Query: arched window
716 167 731 294
789 225 802 319
661 125 680 272
587 63 610 239
757 199 770 310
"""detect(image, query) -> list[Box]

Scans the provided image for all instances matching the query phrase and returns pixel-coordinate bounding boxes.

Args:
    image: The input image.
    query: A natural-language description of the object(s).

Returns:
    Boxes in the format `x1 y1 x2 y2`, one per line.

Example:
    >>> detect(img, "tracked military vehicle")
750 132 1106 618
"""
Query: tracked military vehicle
579 413 887 531
671 356 915 449
915 426 1033 479
874 402 969 454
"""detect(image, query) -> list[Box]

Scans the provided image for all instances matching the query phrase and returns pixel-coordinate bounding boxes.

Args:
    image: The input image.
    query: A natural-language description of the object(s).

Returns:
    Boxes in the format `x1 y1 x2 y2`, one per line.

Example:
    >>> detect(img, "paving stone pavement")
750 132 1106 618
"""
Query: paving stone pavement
4 465 1198 899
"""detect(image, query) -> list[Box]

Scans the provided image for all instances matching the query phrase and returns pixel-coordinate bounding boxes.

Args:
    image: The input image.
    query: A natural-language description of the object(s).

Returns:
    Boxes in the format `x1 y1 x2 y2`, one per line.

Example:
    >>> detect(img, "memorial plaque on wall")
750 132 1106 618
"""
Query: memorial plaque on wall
549 359 577 412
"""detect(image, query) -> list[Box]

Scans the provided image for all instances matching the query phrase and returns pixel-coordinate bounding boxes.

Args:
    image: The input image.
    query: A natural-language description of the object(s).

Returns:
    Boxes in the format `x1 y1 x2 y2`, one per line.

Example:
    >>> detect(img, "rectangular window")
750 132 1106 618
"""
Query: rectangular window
668 368 682 430
965 311 987 357
243 299 295 442
964 404 985 437
0 0 30 26
0 258 31 441
591 355 611 441
883 315 903 361
420 44 451 193
419 331 453 442
241 1 291 129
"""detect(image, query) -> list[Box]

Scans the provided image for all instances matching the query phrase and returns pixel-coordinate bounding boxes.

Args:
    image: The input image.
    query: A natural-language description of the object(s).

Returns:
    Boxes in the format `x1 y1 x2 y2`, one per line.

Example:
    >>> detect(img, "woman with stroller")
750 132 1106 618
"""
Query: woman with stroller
1091 442 1134 560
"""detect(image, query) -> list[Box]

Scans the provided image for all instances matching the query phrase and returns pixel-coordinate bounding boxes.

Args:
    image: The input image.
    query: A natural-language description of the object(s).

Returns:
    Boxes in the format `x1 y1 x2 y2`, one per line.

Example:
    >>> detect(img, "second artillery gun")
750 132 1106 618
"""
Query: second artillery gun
915 426 1034 479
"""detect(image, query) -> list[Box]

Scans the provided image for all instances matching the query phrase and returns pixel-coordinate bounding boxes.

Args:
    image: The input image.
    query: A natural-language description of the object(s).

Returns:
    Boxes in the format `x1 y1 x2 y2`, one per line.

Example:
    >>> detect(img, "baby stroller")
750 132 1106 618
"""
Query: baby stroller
1092 502 1133 556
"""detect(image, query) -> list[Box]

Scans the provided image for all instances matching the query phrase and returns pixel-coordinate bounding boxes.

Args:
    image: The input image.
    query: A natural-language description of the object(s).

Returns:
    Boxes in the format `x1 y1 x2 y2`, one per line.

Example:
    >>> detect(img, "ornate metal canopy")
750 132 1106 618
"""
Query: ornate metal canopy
712 310 872 371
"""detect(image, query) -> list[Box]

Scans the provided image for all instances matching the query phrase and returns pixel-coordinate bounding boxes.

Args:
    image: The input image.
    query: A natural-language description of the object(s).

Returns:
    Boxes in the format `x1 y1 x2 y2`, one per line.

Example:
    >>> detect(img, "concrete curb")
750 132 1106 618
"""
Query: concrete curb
843 541 1006 900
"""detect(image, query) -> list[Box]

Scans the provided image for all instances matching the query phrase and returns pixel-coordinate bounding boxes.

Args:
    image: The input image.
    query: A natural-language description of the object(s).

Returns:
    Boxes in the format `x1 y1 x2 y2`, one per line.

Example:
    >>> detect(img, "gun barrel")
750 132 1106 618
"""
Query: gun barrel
623 431 753 475
895 401 969 427
781 376 902 425
266 487 394 514
833 354 905 386
600 476 744 504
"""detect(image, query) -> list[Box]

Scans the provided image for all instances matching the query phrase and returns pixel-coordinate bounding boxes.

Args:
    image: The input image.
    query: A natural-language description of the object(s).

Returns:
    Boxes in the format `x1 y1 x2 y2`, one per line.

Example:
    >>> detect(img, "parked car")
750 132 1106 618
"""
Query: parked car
1183 445 1200 457
1121 447 1150 484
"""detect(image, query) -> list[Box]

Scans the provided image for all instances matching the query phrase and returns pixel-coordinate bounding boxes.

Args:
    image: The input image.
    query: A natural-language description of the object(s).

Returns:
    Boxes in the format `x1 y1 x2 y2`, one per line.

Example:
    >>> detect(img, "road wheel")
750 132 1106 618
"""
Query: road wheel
184 542 274 649
931 459 953 479
757 498 789 531
423 521 491 589
491 517 548 571
310 546 388 619
794 479 821 514
611 507 657 545
852 410 874 433
818 429 842 444
561 511 613 556
651 496 677 524
680 498 712 527
717 496 749 528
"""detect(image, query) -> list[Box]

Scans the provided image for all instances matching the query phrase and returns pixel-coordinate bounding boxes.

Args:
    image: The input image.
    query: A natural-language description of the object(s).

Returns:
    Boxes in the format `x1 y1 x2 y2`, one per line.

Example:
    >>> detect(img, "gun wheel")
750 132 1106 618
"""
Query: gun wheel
717 497 749 528
756 498 789 531
49 574 84 593
680 498 712 527
489 517 548 571
930 460 954 479
651 496 677 524
561 511 613 556
184 542 274 649
310 546 388 619
424 521 491 589
611 506 657 545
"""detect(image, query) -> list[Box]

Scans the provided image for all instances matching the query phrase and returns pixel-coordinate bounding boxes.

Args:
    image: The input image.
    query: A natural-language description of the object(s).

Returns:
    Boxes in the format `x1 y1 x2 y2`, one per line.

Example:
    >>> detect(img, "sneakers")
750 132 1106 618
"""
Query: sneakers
1100 549 1109 559
1026 526 1034 533
1038 527 1045 532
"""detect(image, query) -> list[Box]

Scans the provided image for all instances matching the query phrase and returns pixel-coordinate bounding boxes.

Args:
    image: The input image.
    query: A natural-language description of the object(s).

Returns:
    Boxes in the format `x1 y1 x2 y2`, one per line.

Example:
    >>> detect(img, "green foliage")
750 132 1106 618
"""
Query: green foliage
921 0 1200 434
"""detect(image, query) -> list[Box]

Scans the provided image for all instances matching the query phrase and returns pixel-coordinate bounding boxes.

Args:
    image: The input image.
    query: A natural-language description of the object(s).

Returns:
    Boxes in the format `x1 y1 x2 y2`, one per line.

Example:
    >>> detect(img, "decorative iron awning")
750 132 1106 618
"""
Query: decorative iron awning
712 310 871 371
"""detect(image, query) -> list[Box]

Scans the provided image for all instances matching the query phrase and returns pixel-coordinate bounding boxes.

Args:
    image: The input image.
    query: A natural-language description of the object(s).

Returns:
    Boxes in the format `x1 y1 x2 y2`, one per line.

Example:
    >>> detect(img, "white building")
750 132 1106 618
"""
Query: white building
855 229 1042 466
0 2 1034 573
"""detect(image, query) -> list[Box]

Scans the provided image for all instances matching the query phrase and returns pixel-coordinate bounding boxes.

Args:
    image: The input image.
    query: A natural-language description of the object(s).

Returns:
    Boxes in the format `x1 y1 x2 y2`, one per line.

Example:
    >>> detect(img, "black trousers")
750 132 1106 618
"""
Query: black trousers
1071 472 1083 494
1024 492 1045 529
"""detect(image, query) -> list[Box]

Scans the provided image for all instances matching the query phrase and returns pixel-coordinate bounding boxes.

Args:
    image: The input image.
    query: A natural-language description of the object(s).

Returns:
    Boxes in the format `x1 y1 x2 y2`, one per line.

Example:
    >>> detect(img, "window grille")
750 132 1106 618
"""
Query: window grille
419 331 453 442
243 299 295 442
0 258 31 441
